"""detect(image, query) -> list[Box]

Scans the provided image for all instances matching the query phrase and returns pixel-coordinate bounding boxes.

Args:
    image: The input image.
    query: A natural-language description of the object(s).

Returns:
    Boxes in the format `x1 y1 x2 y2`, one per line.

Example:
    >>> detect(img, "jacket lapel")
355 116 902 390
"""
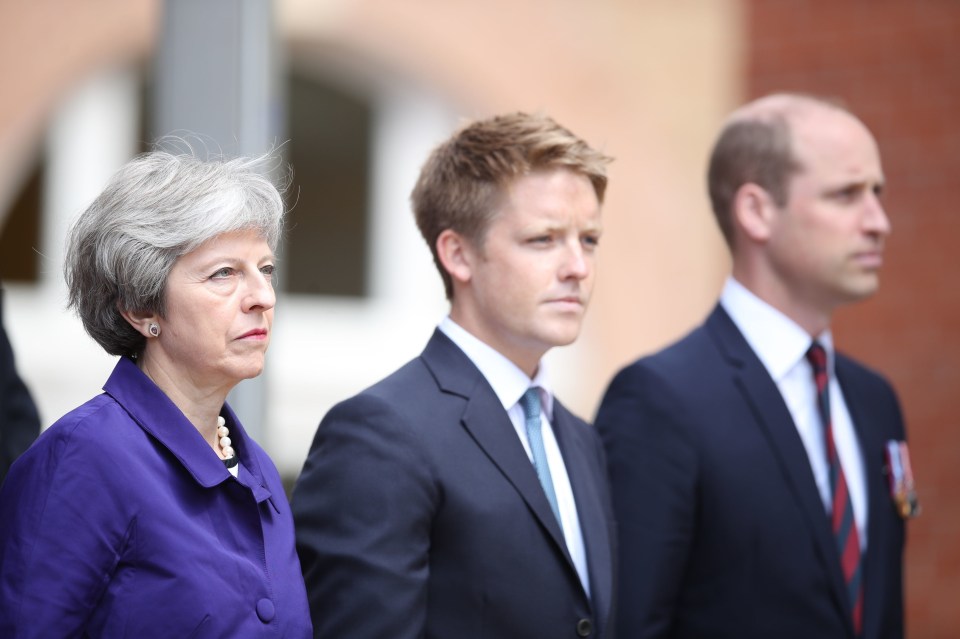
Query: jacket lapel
835 356 890 639
705 306 853 630
553 402 613 617
420 331 574 567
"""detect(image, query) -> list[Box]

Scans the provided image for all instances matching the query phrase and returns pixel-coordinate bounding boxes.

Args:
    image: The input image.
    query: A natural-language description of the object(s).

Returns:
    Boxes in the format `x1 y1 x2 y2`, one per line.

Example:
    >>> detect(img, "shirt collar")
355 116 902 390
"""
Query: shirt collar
720 277 834 380
438 316 554 420
102 357 264 488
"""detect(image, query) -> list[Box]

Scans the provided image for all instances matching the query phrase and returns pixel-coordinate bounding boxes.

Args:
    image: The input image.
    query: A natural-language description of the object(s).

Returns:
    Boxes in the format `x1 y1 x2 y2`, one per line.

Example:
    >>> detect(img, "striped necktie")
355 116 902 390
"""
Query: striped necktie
519 387 563 530
807 342 863 636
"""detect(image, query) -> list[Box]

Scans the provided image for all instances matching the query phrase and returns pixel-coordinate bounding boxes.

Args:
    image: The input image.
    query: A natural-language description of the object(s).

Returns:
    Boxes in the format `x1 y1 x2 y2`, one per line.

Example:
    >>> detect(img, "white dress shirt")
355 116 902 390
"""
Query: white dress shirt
438 317 591 595
720 278 868 549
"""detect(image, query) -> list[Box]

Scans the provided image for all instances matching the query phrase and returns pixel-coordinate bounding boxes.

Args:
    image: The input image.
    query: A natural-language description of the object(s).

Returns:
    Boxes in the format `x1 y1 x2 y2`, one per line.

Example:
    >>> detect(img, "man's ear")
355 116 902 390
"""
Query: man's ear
119 306 160 338
733 182 779 243
436 229 475 287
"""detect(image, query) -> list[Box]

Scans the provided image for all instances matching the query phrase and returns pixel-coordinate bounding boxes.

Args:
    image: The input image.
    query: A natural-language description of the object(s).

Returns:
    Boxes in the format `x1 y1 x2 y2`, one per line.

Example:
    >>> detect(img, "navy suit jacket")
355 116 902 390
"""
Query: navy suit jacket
0 289 40 487
595 305 905 639
292 330 616 639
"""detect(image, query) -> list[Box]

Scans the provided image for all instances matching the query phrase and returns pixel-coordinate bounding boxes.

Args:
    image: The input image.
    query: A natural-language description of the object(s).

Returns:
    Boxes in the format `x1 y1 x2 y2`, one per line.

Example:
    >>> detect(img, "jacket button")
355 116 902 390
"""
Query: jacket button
256 598 276 622
576 618 592 637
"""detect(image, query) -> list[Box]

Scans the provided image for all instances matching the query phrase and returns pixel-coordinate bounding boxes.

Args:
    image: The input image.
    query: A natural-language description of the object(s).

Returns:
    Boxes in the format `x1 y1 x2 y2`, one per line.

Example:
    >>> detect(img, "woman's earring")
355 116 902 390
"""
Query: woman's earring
148 323 160 337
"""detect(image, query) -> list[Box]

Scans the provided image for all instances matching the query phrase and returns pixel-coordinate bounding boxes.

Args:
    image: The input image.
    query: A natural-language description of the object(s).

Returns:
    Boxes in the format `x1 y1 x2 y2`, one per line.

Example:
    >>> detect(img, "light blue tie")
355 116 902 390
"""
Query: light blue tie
520 387 563 530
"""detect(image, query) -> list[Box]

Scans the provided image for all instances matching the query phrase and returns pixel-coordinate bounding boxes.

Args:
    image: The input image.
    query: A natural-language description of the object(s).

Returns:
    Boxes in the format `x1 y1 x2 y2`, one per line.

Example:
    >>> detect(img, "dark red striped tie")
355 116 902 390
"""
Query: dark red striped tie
807 342 863 636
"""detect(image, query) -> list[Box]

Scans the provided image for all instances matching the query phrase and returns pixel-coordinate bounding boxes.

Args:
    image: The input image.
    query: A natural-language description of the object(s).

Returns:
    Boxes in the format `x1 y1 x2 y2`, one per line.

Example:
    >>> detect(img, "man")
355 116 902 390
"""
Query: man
1 286 40 486
596 94 912 639
292 112 616 638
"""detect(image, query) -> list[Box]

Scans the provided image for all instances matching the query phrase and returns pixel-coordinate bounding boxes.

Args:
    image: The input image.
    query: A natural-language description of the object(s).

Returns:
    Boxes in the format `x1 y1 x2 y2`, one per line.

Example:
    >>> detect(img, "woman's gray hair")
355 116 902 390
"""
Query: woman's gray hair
64 149 287 358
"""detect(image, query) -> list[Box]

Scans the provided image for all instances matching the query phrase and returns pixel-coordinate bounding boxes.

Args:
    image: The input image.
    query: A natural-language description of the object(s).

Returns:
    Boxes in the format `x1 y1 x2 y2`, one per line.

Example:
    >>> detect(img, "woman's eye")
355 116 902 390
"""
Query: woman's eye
261 264 276 277
211 267 233 279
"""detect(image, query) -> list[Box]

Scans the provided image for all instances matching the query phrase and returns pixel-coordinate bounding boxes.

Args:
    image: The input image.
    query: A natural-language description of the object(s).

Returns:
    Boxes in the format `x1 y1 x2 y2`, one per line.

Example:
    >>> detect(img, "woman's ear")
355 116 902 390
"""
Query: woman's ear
119 306 161 338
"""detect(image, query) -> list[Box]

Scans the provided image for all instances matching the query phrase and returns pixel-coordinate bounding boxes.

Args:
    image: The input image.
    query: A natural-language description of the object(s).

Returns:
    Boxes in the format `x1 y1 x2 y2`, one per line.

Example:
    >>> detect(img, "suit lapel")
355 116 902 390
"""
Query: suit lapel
553 402 612 618
420 331 575 568
705 306 853 630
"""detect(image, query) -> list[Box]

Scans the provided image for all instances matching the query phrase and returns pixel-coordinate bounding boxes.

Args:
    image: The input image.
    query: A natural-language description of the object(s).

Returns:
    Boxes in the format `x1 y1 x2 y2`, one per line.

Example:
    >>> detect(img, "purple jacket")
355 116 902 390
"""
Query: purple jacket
0 357 312 638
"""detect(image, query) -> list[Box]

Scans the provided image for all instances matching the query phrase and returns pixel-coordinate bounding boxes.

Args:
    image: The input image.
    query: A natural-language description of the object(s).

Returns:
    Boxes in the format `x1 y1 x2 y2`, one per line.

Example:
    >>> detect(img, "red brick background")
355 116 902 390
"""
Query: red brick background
747 2 960 637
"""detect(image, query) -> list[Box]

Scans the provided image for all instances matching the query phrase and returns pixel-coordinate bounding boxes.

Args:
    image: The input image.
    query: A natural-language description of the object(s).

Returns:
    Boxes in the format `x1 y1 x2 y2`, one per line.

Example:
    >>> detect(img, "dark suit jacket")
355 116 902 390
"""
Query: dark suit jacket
0 288 40 487
595 305 905 639
292 329 616 639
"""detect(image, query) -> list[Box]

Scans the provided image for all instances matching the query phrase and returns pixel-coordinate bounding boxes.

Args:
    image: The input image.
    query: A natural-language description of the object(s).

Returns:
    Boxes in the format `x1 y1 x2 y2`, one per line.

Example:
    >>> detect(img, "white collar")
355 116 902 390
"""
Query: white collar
438 316 554 420
719 277 834 381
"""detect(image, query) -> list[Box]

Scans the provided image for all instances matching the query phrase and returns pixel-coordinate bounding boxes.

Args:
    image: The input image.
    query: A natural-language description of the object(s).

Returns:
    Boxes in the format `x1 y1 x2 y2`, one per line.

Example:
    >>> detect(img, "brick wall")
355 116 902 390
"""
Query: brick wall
747 2 960 636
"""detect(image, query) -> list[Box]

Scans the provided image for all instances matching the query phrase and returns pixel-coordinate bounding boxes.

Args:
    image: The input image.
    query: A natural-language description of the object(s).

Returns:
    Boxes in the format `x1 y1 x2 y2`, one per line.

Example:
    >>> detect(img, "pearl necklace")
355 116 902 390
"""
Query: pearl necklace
217 415 238 469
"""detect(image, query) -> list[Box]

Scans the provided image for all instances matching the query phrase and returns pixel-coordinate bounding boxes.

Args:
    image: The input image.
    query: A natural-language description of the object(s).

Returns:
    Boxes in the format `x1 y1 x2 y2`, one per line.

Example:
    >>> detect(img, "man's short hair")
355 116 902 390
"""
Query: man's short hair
411 112 612 299
707 93 849 248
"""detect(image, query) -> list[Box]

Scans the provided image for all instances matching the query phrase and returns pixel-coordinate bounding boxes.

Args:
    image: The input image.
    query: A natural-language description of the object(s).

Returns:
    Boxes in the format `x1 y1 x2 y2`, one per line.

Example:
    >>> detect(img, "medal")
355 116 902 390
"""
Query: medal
884 440 920 519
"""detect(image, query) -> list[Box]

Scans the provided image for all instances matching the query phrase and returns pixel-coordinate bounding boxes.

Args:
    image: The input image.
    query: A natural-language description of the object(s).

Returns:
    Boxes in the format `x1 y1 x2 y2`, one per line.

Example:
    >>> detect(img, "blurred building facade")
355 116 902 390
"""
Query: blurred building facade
0 1 956 635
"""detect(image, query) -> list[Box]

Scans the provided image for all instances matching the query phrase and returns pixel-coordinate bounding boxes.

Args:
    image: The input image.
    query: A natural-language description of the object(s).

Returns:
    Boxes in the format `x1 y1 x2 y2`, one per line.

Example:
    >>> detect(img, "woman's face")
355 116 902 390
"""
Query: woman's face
148 229 276 393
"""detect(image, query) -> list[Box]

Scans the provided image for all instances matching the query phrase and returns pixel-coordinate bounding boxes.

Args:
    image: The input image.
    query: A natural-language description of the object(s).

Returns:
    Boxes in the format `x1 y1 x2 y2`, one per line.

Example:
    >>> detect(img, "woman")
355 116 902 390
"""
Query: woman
0 150 312 637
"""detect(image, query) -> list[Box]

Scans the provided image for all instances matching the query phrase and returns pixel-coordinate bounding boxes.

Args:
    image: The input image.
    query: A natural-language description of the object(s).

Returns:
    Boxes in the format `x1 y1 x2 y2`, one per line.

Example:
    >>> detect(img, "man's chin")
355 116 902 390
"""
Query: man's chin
843 275 882 301
541 324 585 349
